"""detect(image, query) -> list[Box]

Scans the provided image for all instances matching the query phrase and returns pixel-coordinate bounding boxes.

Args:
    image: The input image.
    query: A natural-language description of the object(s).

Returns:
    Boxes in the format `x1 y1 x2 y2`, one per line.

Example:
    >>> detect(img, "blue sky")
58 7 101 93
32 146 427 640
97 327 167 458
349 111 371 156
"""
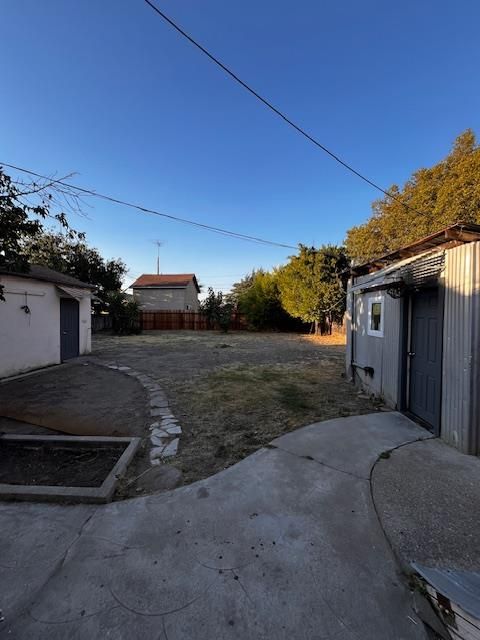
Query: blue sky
2 0 480 293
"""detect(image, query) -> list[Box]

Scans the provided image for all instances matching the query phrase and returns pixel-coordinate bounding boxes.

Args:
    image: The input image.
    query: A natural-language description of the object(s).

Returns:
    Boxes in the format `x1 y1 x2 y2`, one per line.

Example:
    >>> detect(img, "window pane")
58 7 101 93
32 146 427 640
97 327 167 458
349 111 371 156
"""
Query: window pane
371 302 382 331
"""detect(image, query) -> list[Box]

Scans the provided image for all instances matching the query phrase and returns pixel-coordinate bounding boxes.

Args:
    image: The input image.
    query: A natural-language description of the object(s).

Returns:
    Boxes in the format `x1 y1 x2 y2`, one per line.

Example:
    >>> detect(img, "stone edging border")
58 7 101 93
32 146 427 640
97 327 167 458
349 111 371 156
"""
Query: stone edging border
94 361 182 465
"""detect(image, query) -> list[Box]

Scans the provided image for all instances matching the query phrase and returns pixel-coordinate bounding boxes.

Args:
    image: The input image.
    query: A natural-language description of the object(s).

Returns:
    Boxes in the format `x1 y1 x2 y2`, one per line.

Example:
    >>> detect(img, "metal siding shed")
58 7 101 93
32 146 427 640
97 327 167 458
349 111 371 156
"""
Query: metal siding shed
347 227 480 454
347 267 406 407
442 242 480 454
380 293 402 406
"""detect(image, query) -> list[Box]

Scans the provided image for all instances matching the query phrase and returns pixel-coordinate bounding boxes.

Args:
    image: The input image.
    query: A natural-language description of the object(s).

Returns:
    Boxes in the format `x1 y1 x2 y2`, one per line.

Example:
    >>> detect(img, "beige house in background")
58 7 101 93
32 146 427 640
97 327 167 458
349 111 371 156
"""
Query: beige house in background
131 274 200 311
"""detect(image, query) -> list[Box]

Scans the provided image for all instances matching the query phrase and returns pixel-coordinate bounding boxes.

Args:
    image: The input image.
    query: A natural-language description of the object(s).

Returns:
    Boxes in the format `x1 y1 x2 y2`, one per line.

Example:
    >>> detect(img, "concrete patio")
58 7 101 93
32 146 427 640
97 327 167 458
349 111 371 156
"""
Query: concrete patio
0 412 436 639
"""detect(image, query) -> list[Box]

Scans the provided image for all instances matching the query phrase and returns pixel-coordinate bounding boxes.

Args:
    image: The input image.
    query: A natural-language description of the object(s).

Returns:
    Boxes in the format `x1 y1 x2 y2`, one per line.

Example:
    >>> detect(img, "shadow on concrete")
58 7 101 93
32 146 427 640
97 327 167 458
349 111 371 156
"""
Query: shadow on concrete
0 362 149 437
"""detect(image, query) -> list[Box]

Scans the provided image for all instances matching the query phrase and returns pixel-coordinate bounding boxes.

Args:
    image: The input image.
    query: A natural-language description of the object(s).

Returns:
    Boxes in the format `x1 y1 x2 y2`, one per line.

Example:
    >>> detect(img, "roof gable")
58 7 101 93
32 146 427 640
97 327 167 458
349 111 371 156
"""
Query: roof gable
131 274 200 293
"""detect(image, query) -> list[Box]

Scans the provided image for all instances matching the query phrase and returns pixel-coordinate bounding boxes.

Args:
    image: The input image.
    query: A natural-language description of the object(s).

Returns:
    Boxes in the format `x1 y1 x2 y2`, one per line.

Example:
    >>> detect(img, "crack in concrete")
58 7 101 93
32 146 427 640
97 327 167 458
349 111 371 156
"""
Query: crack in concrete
268 443 369 481
83 533 146 550
369 435 438 559
230 570 254 605
57 509 98 569
109 578 218 618
368 435 438 635
318 591 362 640
4 509 99 630
28 605 121 626
0 515 100 570
161 616 170 640
194 557 254 573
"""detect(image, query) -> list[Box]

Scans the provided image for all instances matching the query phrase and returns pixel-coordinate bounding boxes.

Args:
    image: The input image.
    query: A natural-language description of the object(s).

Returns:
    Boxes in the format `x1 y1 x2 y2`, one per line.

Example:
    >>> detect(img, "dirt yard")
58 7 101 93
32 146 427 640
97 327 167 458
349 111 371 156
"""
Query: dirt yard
93 331 379 485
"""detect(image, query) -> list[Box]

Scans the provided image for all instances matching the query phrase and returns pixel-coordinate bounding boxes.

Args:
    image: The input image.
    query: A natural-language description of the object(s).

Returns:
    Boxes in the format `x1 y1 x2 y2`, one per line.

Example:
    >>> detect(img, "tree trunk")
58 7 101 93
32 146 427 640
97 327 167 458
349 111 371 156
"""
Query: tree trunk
315 317 323 335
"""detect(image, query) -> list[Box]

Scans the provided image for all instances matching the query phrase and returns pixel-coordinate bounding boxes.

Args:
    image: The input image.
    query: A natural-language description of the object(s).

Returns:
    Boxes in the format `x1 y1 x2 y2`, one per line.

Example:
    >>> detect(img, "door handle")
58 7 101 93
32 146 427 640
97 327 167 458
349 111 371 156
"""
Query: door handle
408 351 415 357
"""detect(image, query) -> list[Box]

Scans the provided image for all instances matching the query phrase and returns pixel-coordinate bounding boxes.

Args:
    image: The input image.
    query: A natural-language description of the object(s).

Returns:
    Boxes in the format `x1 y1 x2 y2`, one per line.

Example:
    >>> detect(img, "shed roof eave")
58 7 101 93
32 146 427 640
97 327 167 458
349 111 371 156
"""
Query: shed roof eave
0 266 95 290
348 247 445 290
350 222 480 276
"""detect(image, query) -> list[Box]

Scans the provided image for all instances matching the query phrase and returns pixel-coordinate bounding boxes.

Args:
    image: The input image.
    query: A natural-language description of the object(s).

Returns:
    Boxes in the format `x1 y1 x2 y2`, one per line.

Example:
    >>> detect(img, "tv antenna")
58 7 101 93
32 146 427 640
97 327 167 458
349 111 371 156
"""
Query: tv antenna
152 240 164 274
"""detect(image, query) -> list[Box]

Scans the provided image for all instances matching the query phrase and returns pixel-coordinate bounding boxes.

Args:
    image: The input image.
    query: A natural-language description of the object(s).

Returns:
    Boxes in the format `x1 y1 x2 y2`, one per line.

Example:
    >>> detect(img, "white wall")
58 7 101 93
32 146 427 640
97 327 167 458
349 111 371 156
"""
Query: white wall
0 275 91 378
79 296 92 355
0 275 60 377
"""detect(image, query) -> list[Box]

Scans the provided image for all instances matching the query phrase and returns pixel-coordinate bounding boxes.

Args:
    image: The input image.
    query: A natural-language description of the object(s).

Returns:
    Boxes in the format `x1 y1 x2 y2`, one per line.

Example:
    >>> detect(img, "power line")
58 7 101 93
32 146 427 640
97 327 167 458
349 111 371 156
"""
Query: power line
142 0 426 217
0 161 296 250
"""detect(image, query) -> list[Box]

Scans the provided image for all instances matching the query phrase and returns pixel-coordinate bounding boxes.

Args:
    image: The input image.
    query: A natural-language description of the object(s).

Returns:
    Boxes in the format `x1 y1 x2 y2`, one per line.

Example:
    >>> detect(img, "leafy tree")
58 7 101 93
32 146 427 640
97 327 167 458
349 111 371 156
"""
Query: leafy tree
24 231 127 305
235 269 294 330
201 287 221 329
277 245 348 334
228 271 255 305
346 130 480 263
0 167 82 300
201 287 233 332
107 291 141 334
217 299 234 333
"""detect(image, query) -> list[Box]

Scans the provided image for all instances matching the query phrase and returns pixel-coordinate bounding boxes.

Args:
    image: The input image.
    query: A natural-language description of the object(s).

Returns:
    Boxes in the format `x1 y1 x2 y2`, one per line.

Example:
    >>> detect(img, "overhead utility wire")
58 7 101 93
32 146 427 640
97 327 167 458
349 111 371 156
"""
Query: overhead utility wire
143 0 425 216
0 161 296 250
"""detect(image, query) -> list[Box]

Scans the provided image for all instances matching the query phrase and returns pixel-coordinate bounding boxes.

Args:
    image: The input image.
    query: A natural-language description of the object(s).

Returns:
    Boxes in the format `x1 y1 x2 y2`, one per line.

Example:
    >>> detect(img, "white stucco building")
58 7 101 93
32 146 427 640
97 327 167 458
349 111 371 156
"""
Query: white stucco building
0 265 94 378
131 274 200 311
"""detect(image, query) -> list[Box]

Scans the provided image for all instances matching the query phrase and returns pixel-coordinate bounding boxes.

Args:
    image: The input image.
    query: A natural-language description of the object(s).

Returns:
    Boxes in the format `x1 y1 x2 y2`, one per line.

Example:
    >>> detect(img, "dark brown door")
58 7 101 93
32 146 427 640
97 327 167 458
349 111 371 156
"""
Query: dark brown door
60 298 80 361
409 288 443 433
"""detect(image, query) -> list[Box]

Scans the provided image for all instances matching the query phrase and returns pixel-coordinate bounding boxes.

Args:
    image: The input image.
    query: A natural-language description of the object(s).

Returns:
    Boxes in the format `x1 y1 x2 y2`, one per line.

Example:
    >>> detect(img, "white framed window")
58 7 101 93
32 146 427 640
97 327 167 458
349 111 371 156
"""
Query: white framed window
367 295 384 337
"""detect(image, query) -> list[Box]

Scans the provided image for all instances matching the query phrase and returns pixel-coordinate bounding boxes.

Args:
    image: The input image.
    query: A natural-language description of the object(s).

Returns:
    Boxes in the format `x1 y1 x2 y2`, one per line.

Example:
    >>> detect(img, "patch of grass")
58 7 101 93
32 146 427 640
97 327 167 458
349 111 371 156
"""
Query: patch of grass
259 369 281 383
169 360 378 485
276 383 314 411
211 367 257 384
302 332 346 346
92 331 377 487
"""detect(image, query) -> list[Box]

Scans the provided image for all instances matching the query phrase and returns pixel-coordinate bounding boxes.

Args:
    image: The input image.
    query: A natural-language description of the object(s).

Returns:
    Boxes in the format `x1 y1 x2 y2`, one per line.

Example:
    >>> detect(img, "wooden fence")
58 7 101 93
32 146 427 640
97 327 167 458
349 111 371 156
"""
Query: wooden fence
140 310 248 331
91 314 113 333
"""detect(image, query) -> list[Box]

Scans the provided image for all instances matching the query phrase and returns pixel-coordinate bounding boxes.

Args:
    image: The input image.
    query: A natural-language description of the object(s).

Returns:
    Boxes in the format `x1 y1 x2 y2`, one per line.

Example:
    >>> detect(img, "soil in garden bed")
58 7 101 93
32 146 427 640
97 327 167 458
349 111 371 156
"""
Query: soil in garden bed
0 441 127 487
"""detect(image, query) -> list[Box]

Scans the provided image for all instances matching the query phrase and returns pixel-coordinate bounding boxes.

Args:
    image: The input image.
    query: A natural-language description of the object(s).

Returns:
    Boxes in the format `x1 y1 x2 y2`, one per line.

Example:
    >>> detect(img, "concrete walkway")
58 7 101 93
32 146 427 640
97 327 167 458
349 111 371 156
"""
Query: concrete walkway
0 412 432 639
373 436 480 571
0 361 148 437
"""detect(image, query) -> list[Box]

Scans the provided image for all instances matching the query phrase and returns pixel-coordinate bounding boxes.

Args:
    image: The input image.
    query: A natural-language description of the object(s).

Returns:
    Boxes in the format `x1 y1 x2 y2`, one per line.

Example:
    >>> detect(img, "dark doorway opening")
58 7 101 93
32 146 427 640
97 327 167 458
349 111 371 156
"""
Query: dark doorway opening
408 288 443 434
60 298 80 361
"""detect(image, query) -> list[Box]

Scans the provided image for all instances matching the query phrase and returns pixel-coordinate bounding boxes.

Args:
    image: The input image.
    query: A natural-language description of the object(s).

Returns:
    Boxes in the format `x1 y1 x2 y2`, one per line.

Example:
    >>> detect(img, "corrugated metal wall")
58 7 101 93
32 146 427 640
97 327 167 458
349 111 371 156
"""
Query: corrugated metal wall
441 241 480 454
381 294 402 406
470 243 480 455
349 289 401 407
348 241 480 454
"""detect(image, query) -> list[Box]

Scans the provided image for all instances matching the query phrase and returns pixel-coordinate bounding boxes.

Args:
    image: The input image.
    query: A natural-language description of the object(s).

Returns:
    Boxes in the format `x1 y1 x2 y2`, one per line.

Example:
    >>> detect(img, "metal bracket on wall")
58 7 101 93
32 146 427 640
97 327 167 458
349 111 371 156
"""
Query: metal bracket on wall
352 362 375 377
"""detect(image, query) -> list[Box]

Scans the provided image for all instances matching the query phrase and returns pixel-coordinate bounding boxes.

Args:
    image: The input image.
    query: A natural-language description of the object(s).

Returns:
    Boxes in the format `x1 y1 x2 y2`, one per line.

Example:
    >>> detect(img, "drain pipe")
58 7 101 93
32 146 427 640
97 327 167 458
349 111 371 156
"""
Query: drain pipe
349 276 356 382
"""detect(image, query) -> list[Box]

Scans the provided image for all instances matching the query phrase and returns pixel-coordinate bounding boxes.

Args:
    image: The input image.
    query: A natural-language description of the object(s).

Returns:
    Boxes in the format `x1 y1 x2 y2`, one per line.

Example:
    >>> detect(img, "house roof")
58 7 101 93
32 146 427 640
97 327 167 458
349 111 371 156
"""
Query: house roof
0 264 95 289
351 222 480 276
131 273 200 293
